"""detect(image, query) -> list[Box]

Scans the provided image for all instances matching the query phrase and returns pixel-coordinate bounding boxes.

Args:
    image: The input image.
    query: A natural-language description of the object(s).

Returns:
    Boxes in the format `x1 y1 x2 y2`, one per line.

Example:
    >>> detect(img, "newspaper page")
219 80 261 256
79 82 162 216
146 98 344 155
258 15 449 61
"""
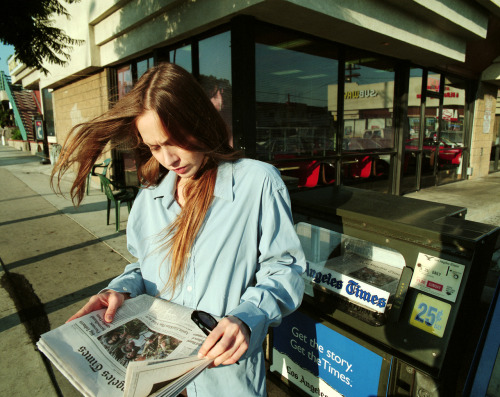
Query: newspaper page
37 295 209 397
125 356 212 397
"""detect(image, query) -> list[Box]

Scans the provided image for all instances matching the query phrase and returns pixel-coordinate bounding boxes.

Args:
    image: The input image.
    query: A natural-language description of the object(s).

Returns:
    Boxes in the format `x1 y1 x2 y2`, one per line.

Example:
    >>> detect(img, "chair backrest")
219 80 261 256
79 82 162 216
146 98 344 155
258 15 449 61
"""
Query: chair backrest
99 158 111 176
98 175 115 200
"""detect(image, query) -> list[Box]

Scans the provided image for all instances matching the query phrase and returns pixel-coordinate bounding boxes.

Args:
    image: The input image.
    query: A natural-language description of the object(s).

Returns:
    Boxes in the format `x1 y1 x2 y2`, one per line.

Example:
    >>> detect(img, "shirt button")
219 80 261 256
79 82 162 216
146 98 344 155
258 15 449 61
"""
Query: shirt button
186 286 192 292
123 287 128 291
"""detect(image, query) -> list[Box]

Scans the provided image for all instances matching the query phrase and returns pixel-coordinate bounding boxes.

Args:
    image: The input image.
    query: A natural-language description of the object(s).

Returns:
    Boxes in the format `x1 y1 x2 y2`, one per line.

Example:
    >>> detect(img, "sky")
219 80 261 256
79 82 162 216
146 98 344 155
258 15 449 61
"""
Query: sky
0 43 15 75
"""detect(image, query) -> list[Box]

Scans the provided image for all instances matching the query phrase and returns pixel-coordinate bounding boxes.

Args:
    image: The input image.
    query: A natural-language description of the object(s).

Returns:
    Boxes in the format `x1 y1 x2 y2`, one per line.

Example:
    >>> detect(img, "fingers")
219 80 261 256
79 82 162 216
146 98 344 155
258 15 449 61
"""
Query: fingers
65 295 102 323
65 291 126 323
197 320 226 358
199 316 250 367
103 292 125 322
220 341 248 366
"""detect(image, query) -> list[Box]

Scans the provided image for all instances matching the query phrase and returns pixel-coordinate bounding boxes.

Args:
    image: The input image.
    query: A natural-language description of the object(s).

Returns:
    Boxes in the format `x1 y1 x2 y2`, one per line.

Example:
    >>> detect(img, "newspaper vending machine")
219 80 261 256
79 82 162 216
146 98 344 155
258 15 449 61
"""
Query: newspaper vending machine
269 186 499 397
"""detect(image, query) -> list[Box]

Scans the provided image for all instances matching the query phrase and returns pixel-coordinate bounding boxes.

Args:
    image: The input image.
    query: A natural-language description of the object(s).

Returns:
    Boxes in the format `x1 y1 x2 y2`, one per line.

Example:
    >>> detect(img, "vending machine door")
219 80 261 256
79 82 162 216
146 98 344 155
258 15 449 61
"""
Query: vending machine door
269 185 499 397
271 308 393 397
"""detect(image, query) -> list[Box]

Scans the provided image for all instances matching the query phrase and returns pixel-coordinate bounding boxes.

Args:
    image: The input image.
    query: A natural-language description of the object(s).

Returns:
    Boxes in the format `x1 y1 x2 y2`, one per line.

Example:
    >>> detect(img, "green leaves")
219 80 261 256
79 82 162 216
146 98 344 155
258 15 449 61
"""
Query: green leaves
0 0 84 74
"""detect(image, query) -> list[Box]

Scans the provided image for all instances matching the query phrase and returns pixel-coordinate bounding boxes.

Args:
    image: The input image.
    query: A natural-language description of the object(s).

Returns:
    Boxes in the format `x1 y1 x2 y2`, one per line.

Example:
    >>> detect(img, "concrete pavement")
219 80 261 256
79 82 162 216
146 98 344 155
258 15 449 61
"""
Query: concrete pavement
0 145 135 396
405 171 500 230
0 143 499 396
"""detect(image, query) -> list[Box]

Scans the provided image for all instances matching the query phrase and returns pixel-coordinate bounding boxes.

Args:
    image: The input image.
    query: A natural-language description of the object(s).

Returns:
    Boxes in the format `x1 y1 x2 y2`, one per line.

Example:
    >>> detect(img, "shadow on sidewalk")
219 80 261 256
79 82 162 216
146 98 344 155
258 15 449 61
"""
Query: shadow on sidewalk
0 153 44 166
61 201 108 214
0 211 61 227
3 229 128 273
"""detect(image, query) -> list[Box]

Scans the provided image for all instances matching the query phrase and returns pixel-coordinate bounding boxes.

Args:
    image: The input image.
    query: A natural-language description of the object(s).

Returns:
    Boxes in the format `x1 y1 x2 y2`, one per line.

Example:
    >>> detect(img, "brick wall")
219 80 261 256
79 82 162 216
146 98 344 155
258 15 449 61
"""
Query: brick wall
470 83 498 178
53 71 109 145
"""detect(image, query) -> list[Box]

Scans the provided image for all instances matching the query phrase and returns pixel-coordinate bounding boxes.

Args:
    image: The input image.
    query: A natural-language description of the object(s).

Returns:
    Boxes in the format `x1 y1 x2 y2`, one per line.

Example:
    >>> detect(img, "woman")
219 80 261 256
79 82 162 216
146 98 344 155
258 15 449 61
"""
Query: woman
52 63 306 396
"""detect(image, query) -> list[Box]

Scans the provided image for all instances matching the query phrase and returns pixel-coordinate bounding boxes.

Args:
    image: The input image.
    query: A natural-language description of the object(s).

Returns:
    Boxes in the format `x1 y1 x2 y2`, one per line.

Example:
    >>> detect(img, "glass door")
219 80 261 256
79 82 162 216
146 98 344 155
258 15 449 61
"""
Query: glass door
401 68 423 194
402 71 467 193
341 50 395 193
490 113 500 173
436 77 466 184
419 73 442 189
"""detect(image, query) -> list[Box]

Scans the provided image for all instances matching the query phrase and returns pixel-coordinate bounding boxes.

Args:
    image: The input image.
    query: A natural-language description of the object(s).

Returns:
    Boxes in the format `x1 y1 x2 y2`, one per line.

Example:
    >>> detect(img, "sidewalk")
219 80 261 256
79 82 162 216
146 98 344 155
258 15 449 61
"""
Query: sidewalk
0 145 134 396
1 144 499 396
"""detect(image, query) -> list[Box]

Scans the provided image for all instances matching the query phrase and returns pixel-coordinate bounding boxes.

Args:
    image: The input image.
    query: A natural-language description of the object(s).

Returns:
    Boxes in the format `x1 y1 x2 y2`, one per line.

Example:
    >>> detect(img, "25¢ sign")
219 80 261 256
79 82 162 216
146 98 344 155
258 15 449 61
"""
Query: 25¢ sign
409 293 451 338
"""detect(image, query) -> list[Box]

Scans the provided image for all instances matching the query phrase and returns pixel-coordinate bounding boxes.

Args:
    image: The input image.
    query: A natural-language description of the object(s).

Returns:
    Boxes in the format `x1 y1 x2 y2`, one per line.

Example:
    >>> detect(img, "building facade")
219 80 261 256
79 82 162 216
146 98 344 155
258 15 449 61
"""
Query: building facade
10 0 500 194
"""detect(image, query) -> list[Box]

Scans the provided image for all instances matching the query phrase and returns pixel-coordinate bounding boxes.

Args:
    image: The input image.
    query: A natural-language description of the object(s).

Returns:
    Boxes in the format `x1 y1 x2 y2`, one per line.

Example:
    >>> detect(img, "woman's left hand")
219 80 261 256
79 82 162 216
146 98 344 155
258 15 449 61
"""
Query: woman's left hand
197 315 250 366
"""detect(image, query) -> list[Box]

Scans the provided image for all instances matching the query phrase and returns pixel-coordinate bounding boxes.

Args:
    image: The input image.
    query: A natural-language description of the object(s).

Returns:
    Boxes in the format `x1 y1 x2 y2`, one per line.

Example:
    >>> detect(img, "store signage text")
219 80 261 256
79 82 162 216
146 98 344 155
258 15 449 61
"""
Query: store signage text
417 86 460 99
344 89 378 99
417 92 459 99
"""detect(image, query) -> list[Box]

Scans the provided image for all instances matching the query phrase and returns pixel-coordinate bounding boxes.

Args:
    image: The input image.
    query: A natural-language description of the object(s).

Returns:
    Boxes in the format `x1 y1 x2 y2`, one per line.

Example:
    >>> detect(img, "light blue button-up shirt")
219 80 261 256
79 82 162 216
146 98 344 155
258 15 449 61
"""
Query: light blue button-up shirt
106 158 306 396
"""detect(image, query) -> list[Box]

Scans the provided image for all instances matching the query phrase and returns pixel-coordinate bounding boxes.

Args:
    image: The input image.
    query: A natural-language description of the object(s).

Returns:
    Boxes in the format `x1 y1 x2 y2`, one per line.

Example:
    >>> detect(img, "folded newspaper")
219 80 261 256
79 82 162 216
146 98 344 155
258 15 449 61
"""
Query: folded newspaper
37 295 213 397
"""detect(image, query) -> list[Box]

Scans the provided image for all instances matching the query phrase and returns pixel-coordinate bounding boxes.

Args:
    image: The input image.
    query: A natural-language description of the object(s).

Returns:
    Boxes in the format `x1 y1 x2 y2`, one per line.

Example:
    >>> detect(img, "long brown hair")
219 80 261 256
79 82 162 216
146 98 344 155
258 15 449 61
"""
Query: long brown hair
52 63 242 294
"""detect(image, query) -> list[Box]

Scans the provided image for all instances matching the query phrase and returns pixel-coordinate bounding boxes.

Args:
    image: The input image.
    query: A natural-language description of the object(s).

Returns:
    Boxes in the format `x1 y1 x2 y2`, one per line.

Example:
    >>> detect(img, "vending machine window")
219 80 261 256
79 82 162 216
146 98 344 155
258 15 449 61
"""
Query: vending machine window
269 186 499 397
296 222 405 326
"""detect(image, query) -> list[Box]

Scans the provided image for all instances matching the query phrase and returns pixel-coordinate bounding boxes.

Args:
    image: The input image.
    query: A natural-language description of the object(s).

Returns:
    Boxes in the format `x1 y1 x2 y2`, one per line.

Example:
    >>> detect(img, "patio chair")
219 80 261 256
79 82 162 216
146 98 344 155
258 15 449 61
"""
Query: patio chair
87 158 111 195
98 175 138 232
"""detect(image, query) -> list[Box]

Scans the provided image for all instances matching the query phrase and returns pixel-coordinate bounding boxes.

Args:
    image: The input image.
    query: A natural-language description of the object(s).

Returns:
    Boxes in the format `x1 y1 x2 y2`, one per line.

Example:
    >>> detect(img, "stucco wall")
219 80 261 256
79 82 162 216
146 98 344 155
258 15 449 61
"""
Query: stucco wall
35 0 491 90
470 82 498 178
52 70 109 145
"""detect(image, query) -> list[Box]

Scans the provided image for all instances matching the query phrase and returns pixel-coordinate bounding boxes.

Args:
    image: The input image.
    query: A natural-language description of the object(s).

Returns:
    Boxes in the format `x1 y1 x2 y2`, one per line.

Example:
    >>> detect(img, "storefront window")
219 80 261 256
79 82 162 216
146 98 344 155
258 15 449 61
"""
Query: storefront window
255 27 338 188
41 88 55 139
420 92 440 187
427 74 441 94
404 71 466 190
169 45 192 72
117 65 133 99
401 68 423 194
341 51 395 192
342 55 395 151
437 77 465 183
419 74 466 187
199 31 233 143
441 78 465 145
137 57 154 79
115 56 154 186
491 113 500 173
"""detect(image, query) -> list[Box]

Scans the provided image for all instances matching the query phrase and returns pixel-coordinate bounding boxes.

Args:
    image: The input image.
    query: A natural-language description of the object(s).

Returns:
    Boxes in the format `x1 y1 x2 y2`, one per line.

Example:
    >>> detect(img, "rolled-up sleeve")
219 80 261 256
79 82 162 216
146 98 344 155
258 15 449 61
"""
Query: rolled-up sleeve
228 182 306 354
106 262 146 297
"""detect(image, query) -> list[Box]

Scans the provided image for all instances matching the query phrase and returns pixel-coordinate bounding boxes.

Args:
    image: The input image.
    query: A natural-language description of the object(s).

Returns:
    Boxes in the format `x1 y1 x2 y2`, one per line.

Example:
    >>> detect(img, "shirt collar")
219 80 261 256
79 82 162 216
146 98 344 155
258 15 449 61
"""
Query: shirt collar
153 161 234 203
213 161 234 202
152 171 177 208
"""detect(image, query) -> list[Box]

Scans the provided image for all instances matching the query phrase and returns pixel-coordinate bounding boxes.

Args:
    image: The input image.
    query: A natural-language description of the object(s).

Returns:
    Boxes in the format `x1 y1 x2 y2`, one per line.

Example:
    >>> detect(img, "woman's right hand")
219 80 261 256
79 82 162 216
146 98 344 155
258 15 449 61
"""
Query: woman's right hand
66 290 129 324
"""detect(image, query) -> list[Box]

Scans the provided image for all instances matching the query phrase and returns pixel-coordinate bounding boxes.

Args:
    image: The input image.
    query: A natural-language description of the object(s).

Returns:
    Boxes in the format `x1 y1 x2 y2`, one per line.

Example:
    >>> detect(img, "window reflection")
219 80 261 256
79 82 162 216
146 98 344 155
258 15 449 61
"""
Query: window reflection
401 68 423 194
199 32 233 145
442 77 465 146
491 113 500 172
41 88 55 138
115 57 154 187
255 27 338 188
341 56 395 152
438 77 465 183
137 57 154 79
427 74 440 93
403 71 466 191
117 65 133 99
339 53 395 192
169 45 192 72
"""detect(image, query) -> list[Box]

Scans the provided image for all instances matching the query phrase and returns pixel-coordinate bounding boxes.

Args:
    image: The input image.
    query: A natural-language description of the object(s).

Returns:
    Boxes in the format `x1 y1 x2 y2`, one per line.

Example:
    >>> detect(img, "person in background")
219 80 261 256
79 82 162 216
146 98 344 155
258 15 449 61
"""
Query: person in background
52 62 306 397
